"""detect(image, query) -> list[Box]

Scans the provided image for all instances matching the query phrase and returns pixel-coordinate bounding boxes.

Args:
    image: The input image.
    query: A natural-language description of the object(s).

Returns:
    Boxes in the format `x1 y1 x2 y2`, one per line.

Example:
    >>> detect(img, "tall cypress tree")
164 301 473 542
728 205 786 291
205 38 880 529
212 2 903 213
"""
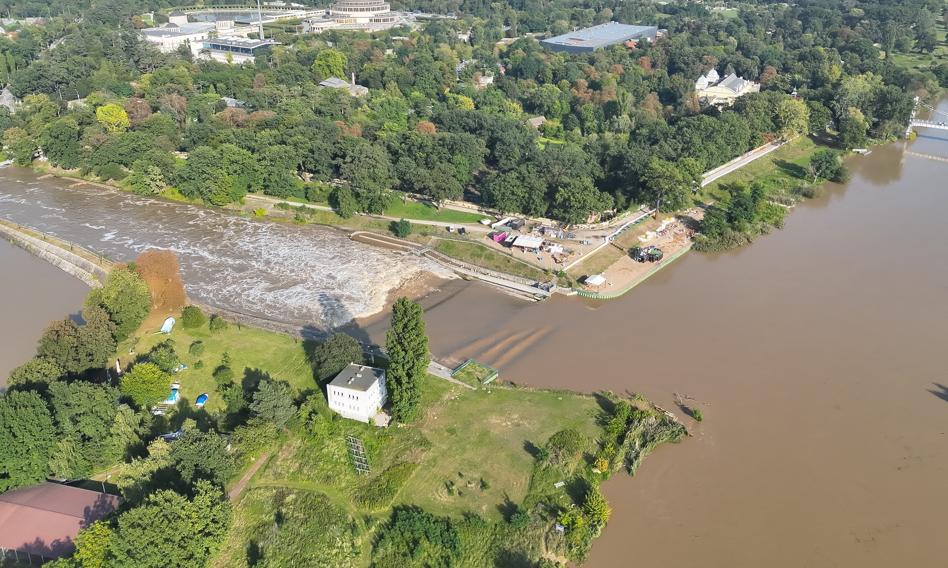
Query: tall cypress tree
385 298 429 422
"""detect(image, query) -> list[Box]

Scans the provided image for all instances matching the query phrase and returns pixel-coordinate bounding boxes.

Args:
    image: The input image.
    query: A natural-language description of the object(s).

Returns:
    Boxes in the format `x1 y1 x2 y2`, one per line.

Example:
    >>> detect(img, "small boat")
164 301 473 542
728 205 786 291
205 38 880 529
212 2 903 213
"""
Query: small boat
195 393 209 408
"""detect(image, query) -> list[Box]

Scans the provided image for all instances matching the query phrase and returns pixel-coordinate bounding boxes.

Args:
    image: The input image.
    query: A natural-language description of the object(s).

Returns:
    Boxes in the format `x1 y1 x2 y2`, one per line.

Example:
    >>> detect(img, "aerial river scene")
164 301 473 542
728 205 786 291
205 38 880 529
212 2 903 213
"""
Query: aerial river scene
3 96 947 566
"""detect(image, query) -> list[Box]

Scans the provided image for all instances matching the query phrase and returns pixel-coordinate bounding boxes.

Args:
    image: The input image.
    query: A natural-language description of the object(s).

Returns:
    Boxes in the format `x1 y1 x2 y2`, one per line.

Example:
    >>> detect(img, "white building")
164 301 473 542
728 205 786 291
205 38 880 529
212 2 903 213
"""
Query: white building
140 20 217 54
695 69 759 106
302 0 414 33
327 364 388 423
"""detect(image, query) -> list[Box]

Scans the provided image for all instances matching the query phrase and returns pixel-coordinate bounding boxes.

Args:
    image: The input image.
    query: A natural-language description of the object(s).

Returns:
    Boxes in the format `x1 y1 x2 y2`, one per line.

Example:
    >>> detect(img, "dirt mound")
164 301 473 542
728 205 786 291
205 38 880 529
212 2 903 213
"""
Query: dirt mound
135 250 187 316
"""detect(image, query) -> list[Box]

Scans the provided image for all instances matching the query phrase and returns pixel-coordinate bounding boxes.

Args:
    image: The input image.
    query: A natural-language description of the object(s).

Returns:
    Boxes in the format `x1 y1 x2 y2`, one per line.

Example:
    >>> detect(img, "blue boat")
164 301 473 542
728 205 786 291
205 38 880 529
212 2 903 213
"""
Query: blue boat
195 393 209 408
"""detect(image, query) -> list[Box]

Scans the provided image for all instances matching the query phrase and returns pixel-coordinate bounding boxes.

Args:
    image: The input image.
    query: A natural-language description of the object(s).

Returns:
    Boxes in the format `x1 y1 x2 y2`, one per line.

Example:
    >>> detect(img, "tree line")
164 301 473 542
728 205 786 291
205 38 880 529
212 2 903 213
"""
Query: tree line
0 0 939 227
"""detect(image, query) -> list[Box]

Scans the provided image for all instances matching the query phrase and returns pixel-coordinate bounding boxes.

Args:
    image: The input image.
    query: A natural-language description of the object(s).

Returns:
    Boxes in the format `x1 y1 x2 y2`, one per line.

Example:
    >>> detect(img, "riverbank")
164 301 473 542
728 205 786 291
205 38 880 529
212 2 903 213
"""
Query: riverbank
115 305 687 566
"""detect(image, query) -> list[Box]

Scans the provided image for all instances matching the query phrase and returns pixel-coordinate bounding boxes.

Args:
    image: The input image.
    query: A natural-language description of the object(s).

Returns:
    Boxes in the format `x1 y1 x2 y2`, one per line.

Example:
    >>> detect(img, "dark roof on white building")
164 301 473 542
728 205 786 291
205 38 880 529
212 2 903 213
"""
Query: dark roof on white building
329 364 384 392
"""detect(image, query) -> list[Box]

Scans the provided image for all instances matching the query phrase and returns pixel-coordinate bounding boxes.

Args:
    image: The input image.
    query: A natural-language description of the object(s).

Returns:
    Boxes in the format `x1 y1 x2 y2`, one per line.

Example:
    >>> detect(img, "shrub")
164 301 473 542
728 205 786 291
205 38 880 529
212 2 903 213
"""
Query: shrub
209 314 228 333
96 163 126 181
181 306 206 329
252 208 267 217
193 360 204 370
188 340 205 356
120 363 169 408
330 185 358 218
390 218 412 238
373 506 460 566
692 408 704 422
144 340 179 374
231 419 280 457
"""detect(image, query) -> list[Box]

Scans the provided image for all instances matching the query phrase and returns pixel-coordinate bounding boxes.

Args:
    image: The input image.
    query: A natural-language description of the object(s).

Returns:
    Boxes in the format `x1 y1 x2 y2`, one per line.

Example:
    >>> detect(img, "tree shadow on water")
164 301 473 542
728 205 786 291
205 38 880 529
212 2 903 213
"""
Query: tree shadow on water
929 383 948 403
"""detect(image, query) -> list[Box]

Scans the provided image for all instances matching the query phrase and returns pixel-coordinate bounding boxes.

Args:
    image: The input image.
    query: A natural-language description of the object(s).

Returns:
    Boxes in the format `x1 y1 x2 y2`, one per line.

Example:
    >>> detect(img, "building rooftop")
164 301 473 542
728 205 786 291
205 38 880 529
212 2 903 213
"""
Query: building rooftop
141 22 215 37
204 37 279 50
541 22 657 51
0 483 121 558
329 363 384 392
717 73 748 93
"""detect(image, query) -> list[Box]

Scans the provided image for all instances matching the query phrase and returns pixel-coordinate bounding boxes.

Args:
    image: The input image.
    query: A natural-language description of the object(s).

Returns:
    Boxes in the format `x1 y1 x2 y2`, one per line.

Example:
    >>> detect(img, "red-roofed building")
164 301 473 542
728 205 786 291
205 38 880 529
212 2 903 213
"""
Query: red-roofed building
0 483 120 563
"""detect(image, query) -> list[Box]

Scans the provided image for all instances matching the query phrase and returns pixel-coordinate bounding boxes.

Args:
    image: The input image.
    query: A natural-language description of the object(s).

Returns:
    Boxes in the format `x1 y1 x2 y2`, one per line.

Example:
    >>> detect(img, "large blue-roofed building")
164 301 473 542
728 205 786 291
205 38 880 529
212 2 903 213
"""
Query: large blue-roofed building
541 22 658 54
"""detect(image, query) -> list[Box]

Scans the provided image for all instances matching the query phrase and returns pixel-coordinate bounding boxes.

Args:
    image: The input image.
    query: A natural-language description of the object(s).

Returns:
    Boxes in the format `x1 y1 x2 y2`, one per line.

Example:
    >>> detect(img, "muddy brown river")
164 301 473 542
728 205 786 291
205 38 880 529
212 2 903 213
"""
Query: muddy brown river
2 100 947 565
360 110 948 566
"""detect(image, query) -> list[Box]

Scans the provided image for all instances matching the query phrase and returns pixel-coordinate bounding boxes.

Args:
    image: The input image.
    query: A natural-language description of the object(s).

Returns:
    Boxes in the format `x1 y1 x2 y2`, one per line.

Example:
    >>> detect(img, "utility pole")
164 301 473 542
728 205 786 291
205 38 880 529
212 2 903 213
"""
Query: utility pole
257 0 265 40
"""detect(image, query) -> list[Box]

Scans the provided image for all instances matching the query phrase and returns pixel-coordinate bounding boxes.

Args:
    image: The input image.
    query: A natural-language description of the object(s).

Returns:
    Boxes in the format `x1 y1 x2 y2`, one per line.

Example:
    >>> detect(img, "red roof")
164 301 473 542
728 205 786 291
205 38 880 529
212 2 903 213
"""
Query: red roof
0 483 120 558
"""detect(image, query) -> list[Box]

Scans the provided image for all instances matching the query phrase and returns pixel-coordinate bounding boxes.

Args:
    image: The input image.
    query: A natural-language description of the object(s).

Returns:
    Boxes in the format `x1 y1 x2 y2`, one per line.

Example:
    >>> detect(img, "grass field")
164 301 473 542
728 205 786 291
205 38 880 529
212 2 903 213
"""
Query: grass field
121 313 680 567
118 318 316 414
384 200 486 224
887 23 947 71
432 238 550 281
396 384 602 520
698 136 820 202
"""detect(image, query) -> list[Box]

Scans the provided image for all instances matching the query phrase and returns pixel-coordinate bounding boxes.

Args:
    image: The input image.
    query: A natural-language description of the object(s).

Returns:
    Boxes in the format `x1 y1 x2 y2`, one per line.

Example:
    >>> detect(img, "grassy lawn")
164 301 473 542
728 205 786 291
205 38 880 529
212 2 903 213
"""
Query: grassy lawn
887 23 947 71
698 136 820 202
397 384 602 520
431 238 550 281
384 200 486 224
119 319 316 414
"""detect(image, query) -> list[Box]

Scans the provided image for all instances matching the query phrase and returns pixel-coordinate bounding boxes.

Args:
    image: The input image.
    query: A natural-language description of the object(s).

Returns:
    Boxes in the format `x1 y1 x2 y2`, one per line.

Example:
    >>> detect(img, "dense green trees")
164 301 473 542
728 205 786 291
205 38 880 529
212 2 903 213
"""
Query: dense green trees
0 390 56 490
249 379 296 428
0 0 931 226
37 308 116 376
312 332 364 381
107 481 231 568
47 382 120 479
119 362 169 409
86 267 150 341
169 431 236 486
385 298 429 423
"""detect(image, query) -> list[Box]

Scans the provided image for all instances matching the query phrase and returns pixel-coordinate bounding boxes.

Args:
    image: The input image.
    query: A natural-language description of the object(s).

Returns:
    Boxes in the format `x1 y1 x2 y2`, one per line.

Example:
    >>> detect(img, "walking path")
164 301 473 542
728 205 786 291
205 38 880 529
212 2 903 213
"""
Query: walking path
428 361 476 390
701 139 787 187
228 450 273 501
350 231 552 300
244 194 492 233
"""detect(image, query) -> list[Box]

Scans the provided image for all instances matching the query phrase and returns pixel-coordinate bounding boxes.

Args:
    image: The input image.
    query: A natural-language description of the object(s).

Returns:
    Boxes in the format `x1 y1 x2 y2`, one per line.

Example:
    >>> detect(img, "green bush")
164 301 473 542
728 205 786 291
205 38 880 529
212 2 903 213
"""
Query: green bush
145 340 179 374
390 218 412 238
209 314 228 333
193 360 204 370
691 408 704 422
181 306 206 329
188 340 205 356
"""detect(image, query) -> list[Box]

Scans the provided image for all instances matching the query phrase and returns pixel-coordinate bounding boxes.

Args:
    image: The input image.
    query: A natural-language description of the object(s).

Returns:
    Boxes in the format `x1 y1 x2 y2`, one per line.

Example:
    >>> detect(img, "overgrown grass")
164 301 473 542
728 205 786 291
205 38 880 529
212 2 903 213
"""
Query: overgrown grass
698 136 821 203
384 200 486 224
432 238 549 281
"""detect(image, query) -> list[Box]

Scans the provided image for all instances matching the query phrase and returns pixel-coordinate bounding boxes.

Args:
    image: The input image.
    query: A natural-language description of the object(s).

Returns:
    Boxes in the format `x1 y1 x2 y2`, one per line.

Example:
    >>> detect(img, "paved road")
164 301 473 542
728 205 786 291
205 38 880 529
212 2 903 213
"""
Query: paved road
700 139 787 187
244 194 492 233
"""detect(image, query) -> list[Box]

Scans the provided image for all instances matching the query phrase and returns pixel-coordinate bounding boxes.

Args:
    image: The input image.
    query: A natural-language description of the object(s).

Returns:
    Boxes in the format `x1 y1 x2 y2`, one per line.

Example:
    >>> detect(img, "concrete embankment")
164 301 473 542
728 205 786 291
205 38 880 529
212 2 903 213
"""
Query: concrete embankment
350 231 552 301
0 219 112 287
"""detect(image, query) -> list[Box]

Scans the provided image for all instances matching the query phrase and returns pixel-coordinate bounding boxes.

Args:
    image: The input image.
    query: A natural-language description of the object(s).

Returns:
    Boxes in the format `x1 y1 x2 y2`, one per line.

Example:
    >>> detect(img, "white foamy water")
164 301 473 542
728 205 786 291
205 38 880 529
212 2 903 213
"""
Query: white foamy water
0 171 450 328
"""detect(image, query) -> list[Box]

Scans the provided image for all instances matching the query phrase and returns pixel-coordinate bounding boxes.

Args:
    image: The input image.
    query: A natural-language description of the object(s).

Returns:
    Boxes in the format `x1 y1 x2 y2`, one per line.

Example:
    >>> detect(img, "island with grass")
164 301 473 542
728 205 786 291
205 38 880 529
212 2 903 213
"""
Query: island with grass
0 252 687 567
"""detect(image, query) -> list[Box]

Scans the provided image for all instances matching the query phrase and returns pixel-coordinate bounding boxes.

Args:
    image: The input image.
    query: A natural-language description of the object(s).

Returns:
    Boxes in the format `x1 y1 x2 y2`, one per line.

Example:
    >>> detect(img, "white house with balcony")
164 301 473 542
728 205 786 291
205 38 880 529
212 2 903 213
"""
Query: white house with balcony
327 364 388 423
